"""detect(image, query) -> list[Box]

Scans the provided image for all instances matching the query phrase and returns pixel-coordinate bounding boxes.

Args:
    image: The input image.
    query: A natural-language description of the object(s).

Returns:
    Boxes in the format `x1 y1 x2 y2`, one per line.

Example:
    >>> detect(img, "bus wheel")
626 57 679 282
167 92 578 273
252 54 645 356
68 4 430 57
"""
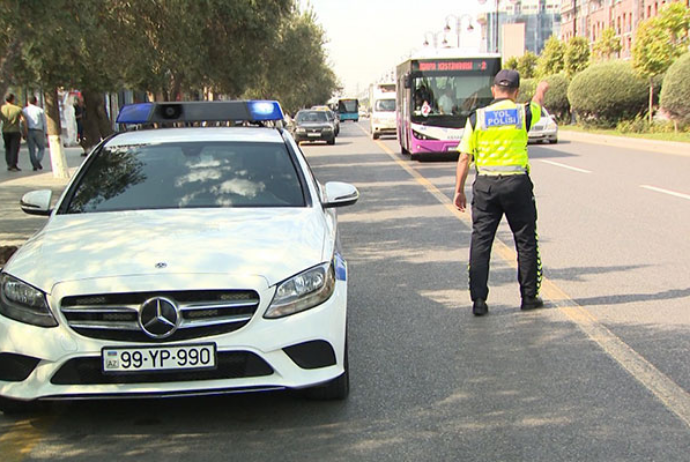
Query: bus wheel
410 153 419 161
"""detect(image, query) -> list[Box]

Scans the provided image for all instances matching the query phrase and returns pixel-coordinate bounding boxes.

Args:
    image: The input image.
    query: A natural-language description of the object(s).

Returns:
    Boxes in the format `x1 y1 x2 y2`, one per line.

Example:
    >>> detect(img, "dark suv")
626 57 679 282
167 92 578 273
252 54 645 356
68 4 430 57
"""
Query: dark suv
293 110 336 145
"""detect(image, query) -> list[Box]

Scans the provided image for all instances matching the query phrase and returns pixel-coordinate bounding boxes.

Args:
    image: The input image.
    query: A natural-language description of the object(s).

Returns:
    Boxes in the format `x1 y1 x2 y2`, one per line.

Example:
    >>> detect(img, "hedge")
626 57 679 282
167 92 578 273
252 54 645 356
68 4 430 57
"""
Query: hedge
517 74 570 122
567 60 648 127
660 52 690 123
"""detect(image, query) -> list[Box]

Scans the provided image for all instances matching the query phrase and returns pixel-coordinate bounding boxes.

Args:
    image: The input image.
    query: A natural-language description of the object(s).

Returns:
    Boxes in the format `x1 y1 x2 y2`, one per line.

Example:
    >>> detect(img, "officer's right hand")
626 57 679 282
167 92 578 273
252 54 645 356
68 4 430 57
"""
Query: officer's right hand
453 192 467 212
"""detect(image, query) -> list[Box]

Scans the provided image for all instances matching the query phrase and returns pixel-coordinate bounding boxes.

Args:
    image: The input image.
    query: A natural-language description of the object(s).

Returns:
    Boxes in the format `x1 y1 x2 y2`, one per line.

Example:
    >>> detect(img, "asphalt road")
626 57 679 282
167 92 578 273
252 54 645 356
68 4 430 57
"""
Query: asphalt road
1 122 689 461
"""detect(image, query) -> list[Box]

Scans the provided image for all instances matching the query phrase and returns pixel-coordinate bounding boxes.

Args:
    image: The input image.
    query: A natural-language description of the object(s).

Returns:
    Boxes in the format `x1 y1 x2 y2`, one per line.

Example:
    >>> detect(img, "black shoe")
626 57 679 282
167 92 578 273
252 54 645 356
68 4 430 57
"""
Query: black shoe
473 299 488 316
521 296 544 311
32 167 38 171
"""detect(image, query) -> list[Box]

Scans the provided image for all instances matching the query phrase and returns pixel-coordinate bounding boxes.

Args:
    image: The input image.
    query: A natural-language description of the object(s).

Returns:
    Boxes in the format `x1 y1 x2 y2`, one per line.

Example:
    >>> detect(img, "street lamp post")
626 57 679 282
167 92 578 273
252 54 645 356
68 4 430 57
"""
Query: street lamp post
478 0 517 53
443 14 475 48
423 30 448 48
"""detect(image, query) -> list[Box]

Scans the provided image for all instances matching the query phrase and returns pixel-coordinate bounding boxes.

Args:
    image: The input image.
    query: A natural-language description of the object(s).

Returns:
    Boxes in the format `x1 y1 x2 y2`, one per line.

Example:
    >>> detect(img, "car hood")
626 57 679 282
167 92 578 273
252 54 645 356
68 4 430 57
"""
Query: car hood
6 208 330 293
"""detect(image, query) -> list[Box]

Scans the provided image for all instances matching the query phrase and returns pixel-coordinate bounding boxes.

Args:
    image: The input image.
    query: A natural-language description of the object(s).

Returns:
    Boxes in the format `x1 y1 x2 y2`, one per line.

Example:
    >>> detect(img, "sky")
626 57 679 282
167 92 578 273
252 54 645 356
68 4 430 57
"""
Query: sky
300 0 491 97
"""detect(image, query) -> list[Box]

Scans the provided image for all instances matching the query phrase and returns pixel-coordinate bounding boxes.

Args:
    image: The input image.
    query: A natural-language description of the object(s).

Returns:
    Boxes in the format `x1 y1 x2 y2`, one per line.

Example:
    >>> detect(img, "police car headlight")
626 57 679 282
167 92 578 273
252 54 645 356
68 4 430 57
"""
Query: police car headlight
264 263 336 319
0 274 57 327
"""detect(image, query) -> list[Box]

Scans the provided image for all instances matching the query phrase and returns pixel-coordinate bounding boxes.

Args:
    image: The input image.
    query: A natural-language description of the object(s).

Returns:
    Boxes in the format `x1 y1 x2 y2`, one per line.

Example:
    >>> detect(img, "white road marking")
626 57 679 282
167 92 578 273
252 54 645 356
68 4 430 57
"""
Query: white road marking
640 185 690 201
539 159 592 173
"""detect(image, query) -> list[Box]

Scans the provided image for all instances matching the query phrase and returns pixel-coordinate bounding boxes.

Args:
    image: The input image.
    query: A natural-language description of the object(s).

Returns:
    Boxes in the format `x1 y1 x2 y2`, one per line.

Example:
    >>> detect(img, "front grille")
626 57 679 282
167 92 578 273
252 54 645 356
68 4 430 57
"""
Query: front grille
60 290 259 343
51 351 273 385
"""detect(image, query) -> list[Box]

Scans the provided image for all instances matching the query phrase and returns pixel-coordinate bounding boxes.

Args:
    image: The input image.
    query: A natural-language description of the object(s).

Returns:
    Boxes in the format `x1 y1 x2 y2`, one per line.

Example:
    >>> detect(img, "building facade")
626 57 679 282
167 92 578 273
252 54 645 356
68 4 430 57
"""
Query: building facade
480 0 562 56
560 0 690 58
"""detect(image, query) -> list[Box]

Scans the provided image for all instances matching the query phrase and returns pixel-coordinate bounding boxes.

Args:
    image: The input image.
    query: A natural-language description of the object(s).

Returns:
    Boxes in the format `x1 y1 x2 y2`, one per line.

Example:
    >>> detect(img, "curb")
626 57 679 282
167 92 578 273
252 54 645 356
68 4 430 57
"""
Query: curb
559 130 690 157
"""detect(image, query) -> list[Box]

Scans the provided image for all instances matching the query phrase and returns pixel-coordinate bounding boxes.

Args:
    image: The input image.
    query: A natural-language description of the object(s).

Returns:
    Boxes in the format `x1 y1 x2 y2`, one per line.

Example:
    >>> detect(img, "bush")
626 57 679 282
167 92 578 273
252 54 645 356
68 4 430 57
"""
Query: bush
660 52 690 123
516 74 570 123
568 60 648 127
516 79 537 104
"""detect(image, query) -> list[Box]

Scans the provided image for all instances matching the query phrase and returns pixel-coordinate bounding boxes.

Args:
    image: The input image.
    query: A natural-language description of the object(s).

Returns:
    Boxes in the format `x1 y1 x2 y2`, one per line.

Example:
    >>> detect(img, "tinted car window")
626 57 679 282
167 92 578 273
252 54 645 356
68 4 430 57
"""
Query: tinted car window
63 141 305 213
296 111 328 123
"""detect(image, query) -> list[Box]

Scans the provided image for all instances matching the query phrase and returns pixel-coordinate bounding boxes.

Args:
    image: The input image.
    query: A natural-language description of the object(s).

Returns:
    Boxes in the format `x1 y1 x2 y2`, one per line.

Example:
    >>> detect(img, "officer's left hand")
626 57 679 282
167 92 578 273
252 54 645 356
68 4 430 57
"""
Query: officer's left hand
453 192 467 212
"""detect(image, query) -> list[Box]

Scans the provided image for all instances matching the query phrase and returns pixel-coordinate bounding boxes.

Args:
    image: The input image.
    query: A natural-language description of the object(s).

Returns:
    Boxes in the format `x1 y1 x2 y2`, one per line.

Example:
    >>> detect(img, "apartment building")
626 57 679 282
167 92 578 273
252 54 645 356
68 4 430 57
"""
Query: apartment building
479 0 562 55
561 0 690 58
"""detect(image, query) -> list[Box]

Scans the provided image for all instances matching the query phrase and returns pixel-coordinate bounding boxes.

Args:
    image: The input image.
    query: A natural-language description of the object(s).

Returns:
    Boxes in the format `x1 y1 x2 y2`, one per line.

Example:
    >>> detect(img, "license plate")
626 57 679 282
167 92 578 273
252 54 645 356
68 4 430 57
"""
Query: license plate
307 133 321 137
102 343 216 373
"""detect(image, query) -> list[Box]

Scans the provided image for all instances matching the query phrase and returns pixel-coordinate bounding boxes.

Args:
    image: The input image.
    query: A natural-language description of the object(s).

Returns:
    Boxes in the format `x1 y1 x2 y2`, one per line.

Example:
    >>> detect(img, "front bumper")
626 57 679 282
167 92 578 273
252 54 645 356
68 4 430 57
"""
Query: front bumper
0 276 348 402
528 127 558 142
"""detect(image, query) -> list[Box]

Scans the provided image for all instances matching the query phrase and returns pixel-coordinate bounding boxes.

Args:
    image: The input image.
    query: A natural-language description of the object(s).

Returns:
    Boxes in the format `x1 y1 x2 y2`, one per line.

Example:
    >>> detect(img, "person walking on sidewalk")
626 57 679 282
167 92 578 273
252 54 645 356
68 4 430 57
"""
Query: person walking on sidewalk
22 96 47 171
1 93 24 172
453 69 549 316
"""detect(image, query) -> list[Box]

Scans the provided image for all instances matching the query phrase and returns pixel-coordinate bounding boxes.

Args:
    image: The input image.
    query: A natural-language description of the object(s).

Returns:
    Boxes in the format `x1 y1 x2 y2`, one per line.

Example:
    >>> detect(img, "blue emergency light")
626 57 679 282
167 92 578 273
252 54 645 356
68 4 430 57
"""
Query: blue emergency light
116 100 284 125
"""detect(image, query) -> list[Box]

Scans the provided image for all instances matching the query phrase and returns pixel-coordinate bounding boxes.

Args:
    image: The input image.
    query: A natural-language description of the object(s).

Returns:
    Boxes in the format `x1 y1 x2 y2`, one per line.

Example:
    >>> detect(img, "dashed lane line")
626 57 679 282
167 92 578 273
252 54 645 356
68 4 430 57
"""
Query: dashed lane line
539 159 592 173
364 128 690 431
641 185 690 201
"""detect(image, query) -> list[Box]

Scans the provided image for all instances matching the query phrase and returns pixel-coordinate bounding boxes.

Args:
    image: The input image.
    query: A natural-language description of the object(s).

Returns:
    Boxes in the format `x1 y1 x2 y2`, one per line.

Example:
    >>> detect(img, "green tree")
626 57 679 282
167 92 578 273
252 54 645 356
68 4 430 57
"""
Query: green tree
632 3 690 122
504 56 519 70
517 51 538 79
536 35 565 78
660 52 690 125
564 36 590 78
592 28 622 61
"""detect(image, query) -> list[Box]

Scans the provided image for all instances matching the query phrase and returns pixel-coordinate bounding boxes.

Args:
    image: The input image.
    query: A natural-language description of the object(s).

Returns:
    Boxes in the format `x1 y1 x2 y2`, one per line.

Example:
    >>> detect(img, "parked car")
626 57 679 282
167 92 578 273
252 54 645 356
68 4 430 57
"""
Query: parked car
0 100 358 413
293 110 336 145
528 107 558 144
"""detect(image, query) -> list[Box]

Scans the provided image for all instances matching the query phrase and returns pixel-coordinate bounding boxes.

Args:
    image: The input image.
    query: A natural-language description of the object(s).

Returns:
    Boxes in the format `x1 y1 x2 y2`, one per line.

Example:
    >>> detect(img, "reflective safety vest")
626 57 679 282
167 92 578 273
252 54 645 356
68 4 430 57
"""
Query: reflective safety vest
473 100 530 175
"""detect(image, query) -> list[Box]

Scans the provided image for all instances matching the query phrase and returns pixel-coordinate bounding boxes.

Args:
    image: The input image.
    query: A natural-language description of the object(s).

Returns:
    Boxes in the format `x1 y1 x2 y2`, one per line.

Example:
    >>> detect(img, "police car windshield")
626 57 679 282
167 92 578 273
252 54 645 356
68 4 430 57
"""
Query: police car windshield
62 141 306 213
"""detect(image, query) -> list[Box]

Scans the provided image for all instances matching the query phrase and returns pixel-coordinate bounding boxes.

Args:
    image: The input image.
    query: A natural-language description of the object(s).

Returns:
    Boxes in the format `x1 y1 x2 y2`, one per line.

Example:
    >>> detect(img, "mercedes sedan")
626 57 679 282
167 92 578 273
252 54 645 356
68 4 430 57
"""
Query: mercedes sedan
0 100 358 413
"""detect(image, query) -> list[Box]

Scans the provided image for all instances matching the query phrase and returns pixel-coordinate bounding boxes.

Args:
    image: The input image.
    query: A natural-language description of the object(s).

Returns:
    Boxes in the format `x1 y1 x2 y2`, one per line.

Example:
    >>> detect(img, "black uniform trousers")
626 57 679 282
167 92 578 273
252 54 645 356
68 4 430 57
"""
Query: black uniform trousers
469 173 541 301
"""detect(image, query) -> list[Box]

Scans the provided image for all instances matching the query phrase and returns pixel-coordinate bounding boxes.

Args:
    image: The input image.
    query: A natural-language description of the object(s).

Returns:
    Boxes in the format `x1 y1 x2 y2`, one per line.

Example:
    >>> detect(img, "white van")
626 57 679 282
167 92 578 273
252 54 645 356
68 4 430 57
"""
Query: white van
369 83 396 140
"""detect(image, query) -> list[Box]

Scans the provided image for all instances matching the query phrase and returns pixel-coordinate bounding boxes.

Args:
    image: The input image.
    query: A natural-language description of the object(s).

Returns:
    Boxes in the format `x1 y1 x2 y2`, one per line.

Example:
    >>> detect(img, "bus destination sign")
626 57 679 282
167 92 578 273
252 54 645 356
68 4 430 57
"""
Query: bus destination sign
415 60 488 72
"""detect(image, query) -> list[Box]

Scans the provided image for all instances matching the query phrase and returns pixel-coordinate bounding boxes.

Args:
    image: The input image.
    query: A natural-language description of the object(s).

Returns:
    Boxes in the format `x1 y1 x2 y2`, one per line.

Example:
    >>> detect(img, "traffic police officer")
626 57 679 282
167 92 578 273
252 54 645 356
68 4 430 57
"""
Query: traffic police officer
453 69 549 316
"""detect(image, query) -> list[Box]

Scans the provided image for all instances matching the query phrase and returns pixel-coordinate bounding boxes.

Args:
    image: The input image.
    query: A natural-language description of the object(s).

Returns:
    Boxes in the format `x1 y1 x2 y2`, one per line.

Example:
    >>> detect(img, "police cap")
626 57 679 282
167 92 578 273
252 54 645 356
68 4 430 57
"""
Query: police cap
493 69 520 89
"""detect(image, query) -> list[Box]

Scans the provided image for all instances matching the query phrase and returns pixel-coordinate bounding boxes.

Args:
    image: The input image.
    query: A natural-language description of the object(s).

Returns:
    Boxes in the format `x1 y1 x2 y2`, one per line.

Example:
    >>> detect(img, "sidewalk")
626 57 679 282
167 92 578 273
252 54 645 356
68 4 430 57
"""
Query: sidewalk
1 143 84 247
559 129 690 157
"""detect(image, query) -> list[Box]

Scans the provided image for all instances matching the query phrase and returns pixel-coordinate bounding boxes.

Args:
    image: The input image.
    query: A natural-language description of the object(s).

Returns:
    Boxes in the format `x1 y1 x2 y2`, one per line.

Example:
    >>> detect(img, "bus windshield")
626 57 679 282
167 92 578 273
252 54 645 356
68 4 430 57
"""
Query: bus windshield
339 99 358 113
412 74 493 128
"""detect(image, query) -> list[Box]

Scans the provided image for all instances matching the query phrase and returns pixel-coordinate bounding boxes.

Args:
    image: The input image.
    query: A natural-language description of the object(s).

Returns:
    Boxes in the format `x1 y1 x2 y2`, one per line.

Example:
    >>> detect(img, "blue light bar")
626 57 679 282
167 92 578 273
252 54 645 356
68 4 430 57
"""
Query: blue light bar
116 100 285 125
248 100 284 121
116 103 154 124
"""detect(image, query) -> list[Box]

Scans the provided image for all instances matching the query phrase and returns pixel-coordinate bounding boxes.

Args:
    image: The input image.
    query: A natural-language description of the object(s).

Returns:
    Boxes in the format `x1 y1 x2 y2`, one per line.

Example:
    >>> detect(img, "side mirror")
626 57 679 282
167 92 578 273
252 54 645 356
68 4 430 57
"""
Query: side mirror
20 190 53 216
323 182 359 208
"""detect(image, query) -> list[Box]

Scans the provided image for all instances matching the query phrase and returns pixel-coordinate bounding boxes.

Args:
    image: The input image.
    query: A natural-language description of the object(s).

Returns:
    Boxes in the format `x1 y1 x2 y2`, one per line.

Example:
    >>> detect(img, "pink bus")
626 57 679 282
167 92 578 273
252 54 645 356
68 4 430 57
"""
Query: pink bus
396 52 501 160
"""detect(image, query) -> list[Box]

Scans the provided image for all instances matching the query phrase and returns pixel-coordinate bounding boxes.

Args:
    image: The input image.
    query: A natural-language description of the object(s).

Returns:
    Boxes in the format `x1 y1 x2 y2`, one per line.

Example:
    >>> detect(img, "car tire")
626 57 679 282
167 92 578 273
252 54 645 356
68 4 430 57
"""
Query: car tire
549 138 558 144
0 396 40 414
327 137 335 145
303 342 349 401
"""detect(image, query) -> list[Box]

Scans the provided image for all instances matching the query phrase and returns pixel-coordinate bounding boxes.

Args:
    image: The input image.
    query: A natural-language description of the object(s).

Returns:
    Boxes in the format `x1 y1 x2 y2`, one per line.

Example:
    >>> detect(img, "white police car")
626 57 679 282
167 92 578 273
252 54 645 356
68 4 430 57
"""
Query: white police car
0 101 358 412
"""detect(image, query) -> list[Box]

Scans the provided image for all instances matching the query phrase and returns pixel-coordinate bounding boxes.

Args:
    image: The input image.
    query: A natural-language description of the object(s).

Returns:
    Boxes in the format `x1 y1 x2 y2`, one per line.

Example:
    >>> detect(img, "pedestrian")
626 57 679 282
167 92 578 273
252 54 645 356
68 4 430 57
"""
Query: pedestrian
453 69 550 316
22 96 47 171
74 96 84 142
1 93 24 172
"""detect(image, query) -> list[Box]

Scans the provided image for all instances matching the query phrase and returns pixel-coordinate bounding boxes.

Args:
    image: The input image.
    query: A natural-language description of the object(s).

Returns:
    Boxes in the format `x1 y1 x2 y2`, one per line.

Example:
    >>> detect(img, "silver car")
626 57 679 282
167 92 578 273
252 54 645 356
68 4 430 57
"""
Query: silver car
528 107 558 144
